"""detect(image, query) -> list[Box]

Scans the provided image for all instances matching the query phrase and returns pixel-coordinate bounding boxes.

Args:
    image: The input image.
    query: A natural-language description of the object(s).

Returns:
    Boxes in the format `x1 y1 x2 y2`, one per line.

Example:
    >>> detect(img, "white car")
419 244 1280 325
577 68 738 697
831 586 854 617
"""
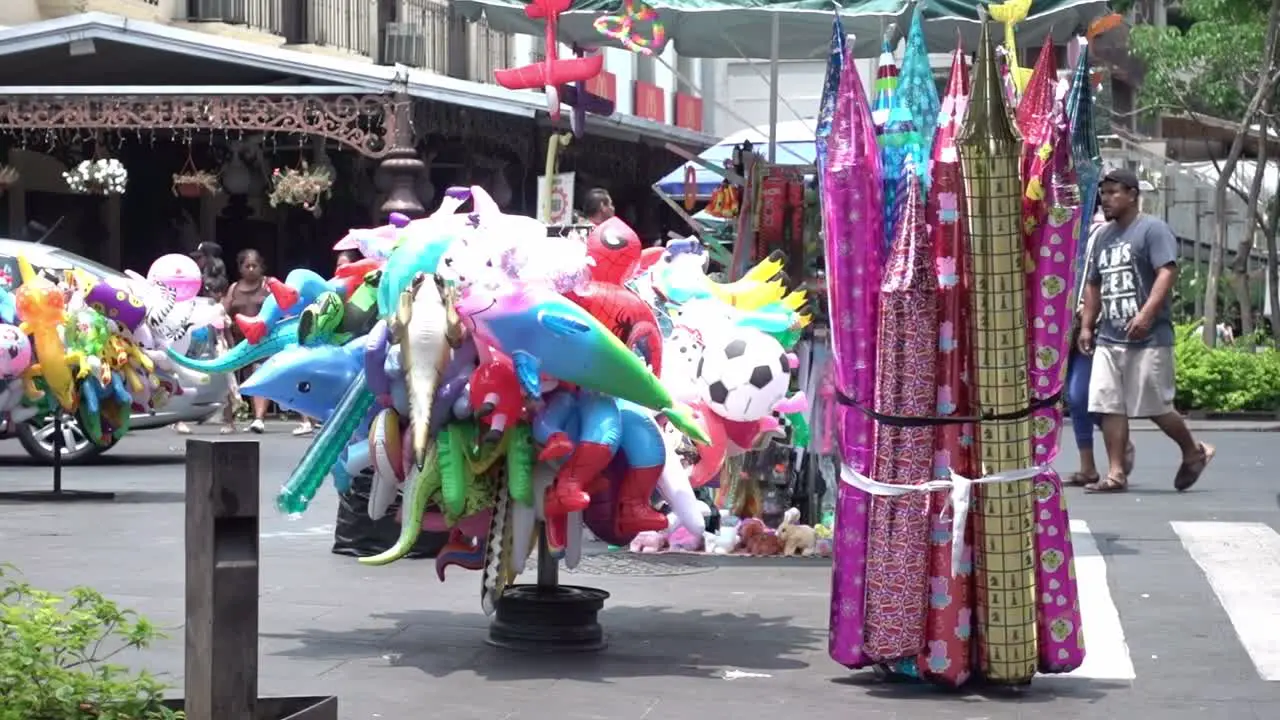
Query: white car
0 239 230 464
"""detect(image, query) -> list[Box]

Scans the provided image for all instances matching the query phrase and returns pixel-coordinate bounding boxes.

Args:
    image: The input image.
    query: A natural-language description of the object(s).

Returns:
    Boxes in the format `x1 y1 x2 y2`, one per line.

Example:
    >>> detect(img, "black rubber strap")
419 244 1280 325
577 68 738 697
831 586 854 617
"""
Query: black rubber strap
834 389 1063 427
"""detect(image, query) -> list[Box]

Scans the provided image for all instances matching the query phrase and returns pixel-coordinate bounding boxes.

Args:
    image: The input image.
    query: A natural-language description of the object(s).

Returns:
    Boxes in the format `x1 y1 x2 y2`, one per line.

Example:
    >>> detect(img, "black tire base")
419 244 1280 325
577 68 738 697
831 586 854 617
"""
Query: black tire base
486 584 610 653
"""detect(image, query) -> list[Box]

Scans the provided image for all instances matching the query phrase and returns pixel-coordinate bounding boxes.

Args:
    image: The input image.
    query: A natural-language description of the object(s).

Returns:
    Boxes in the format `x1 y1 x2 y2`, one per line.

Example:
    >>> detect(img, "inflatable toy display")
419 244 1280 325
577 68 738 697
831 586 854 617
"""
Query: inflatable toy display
0 255 227 448
146 253 204 302
177 186 812 616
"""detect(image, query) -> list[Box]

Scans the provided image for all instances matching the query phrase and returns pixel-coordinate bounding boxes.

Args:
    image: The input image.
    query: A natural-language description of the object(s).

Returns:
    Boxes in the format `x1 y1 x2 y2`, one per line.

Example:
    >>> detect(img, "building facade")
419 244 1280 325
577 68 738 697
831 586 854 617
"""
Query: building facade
0 1 707 134
0 1 714 274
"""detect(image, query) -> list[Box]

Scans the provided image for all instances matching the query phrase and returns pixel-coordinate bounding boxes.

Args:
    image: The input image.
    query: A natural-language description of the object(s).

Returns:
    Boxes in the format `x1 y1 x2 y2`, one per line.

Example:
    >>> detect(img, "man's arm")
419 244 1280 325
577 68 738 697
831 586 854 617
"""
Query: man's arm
1142 221 1180 315
1080 280 1101 330
1080 237 1104 327
1144 264 1178 316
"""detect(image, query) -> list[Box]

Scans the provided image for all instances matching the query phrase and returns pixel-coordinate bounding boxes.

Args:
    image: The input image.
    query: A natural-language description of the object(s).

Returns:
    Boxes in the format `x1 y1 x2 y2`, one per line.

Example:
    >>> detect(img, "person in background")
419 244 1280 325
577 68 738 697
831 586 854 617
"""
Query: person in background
222 249 273 434
292 249 364 437
191 241 228 300
1077 168 1214 493
172 242 230 435
336 249 360 268
1066 204 1134 486
582 188 615 226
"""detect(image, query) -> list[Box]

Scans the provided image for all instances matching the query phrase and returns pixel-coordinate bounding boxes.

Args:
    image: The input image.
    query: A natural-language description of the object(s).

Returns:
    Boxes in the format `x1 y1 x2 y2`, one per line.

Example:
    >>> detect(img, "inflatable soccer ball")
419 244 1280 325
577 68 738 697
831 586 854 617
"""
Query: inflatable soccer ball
695 329 790 422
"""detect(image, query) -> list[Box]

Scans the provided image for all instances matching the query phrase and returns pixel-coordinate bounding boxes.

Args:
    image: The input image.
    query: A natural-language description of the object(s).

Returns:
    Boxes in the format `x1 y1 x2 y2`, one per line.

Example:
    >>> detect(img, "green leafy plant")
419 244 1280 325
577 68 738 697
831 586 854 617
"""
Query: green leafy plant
0 564 183 720
171 169 221 198
268 161 332 215
0 163 19 190
1174 322 1280 412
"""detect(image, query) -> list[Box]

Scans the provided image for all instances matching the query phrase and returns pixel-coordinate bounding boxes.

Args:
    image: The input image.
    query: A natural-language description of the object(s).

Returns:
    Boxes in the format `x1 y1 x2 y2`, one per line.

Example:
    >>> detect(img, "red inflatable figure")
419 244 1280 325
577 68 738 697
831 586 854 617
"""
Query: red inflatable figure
235 277 295 344
585 217 643 284
492 0 604 121
534 217 667 527
468 358 524 443
565 282 663 379
332 258 383 298
565 216 664 375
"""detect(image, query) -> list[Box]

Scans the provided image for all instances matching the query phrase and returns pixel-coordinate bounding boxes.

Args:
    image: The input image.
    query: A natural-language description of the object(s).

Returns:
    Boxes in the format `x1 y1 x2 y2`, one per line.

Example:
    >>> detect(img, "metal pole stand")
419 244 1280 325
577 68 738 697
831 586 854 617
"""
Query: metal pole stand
486 522 610 653
0 411 114 502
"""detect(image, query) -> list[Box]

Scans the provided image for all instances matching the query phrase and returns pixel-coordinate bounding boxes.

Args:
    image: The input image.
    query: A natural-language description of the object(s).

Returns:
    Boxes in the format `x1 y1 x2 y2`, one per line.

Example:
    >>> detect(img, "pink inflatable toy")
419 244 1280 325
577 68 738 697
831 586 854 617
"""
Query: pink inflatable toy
0 323 33 378
147 254 203 302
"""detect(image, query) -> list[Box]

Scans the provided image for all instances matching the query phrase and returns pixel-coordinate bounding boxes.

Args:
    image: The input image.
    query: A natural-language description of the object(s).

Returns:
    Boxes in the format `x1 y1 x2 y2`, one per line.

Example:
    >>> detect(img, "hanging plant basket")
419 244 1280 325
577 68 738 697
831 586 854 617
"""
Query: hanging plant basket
63 158 128 196
0 164 19 195
268 161 333 215
172 169 221 199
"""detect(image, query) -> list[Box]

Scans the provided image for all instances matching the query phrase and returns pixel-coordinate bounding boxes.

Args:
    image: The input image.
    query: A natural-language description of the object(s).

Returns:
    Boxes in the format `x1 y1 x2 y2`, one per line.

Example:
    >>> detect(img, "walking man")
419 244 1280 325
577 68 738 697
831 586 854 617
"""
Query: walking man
1077 168 1214 493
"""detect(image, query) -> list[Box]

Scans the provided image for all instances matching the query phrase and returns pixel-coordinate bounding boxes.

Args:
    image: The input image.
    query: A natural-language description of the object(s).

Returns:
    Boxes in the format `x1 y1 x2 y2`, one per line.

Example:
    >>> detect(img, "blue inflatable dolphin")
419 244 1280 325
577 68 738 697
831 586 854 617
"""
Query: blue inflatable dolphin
239 336 365 422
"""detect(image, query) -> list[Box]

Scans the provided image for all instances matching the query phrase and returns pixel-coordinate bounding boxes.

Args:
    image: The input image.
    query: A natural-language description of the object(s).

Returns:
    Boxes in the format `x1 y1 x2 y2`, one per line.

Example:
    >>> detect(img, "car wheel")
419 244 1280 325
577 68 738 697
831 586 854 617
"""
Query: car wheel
15 415 115 465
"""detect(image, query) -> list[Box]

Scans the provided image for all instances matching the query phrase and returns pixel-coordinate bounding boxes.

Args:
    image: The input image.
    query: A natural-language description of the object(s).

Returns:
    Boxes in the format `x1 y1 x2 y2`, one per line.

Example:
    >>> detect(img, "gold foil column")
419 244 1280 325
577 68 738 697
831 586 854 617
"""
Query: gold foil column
956 12 1037 685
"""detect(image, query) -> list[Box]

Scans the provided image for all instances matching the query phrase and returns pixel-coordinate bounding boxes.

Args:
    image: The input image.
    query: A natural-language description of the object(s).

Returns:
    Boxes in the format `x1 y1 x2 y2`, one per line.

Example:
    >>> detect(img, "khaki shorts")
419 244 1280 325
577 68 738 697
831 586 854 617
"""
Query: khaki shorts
1087 344 1176 418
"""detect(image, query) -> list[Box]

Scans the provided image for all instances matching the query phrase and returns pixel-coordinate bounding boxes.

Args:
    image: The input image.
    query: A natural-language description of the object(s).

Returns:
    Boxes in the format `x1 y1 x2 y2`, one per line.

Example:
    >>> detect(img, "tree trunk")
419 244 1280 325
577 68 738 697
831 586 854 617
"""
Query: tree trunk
1203 0 1280 346
1231 123 1269 339
1230 235 1256 337
1267 196 1280 337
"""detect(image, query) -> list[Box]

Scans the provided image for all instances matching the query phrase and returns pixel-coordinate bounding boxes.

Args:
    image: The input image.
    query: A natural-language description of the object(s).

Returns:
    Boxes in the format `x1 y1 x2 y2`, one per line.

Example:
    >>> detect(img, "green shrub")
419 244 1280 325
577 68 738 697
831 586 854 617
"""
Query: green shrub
0 565 182 720
1174 323 1280 412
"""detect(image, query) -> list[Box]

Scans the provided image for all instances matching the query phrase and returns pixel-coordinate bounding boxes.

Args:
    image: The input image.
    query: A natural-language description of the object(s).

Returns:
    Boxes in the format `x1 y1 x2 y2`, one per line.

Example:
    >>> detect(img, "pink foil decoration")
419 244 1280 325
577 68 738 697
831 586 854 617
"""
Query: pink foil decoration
1017 37 1058 181
863 168 936 662
1026 120 1086 674
914 42 976 687
822 42 885 670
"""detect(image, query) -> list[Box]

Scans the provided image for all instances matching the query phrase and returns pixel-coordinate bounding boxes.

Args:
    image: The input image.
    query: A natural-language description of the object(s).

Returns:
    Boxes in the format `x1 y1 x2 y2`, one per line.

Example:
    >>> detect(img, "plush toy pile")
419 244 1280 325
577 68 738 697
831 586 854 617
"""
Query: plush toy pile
630 506 833 558
167 186 812 612
0 253 225 446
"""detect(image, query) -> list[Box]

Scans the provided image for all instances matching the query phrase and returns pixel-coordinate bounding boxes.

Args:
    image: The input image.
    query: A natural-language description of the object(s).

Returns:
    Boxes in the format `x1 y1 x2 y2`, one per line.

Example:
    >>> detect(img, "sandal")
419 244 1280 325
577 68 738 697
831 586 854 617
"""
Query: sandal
1085 475 1129 493
1067 472 1099 487
219 425 236 435
1174 442 1215 492
1123 441 1135 477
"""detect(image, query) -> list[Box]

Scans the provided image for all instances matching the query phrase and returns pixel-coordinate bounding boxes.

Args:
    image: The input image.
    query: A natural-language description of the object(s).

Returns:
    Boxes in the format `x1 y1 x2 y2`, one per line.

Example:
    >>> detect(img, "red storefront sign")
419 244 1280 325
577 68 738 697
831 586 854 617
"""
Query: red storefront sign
633 80 666 123
675 92 703 132
584 71 617 104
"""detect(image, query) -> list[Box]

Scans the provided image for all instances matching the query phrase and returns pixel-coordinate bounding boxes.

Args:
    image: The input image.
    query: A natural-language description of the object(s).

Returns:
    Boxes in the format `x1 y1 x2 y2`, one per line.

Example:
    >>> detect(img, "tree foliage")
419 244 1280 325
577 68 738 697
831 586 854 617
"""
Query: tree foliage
1130 0 1272 119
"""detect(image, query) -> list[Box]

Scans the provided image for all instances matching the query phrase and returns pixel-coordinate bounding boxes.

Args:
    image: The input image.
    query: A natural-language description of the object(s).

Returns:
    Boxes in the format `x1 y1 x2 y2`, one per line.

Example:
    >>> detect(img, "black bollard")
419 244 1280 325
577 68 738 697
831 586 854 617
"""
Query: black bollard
175 439 337 720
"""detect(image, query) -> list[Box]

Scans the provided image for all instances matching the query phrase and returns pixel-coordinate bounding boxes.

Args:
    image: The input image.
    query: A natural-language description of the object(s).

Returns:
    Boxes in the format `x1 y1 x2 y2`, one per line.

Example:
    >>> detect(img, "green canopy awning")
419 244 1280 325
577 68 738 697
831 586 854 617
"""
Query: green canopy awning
451 0 1110 59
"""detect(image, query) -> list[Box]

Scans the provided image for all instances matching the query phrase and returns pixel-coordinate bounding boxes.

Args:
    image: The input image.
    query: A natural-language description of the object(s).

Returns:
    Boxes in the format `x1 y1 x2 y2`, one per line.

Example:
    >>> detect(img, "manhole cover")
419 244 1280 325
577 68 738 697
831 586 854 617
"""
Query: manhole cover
556 552 717 577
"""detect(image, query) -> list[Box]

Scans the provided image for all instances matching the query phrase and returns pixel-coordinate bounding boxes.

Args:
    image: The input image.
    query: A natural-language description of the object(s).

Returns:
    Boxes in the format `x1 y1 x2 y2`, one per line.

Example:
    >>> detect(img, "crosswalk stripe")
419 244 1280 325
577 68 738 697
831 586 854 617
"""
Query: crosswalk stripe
1065 518 1137 680
1171 521 1280 681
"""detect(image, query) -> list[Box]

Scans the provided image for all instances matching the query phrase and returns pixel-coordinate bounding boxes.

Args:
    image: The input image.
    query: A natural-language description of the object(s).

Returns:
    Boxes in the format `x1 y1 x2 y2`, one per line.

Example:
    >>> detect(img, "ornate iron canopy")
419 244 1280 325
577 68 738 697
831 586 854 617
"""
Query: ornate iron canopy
0 94 404 158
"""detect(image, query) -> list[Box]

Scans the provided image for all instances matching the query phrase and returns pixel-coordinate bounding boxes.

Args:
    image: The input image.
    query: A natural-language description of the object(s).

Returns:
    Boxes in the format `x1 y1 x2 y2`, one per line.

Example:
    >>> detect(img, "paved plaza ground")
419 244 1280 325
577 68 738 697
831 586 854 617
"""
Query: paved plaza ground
1 425 1278 719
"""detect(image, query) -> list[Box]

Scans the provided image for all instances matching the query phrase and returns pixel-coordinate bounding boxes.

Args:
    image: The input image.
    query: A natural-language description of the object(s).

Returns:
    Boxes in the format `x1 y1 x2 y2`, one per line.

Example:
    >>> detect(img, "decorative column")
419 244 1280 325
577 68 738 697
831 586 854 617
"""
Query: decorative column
446 3 470 80
378 93 425 219
281 0 309 45
374 0 395 63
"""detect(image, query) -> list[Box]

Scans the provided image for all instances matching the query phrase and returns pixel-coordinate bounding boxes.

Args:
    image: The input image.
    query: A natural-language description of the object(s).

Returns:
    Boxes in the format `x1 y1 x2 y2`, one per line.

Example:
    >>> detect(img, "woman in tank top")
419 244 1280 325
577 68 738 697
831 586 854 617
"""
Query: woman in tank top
221 249 272 434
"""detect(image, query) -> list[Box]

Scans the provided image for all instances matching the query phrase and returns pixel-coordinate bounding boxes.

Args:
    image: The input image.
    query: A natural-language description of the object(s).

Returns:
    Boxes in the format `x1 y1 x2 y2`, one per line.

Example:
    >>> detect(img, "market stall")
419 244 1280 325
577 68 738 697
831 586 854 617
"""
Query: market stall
0 0 1124 674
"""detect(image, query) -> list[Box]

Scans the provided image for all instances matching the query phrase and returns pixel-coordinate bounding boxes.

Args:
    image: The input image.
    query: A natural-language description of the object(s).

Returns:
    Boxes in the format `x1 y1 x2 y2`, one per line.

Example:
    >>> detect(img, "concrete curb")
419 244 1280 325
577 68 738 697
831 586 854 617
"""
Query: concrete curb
1129 422 1280 433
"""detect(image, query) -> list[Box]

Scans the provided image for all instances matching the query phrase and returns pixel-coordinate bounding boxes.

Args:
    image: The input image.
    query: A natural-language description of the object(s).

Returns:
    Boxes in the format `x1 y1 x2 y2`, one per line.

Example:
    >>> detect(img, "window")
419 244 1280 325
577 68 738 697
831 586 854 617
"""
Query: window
636 53 656 84
676 55 697 95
